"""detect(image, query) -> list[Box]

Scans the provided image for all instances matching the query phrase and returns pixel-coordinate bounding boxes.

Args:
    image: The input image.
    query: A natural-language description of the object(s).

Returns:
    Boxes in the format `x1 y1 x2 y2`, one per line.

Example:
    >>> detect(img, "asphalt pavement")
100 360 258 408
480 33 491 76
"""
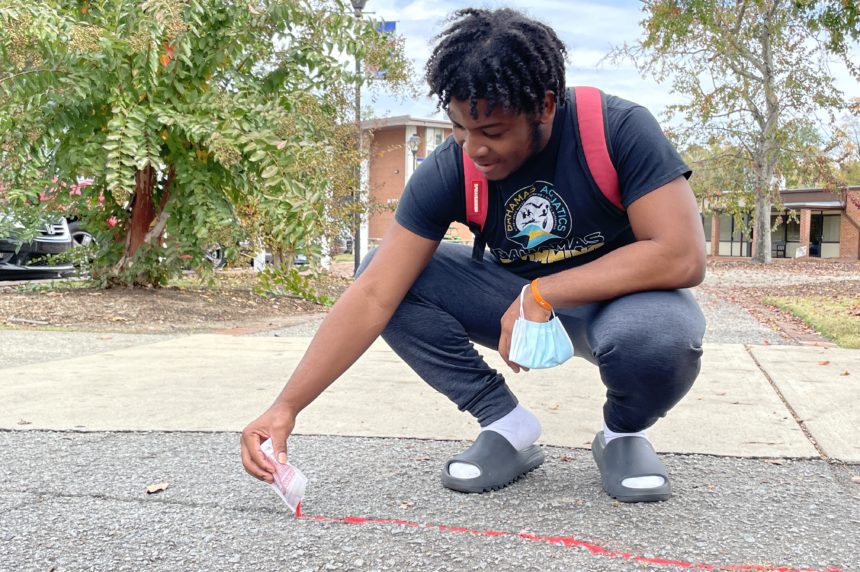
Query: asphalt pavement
1 290 859 572
2 432 858 572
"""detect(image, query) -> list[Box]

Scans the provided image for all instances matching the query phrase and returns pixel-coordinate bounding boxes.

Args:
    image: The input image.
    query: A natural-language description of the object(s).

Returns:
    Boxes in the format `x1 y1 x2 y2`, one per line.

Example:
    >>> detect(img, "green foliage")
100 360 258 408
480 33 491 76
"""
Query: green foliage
794 0 860 73
0 0 412 286
832 104 860 184
254 265 334 306
682 141 754 233
840 161 860 184
620 0 859 261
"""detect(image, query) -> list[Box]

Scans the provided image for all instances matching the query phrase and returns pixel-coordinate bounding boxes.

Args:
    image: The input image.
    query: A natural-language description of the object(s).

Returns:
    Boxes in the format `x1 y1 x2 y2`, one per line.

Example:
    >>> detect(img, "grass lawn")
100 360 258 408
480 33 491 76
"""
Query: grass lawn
763 295 860 348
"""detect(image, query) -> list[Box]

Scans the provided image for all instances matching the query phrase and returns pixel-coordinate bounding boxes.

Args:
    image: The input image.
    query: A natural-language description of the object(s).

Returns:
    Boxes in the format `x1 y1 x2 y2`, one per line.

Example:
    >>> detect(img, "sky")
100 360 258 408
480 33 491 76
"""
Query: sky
358 0 859 124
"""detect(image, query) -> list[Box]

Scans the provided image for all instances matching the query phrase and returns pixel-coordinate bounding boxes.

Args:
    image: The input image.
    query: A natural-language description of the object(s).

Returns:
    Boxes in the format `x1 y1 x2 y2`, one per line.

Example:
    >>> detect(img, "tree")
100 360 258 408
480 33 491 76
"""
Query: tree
682 140 753 228
0 0 410 285
832 100 860 184
617 0 859 262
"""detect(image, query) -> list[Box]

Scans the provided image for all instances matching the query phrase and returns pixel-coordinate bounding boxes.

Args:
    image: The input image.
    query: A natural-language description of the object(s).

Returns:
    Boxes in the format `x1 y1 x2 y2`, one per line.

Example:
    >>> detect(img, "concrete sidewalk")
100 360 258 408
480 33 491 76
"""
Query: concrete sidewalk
2 333 859 572
1 334 857 462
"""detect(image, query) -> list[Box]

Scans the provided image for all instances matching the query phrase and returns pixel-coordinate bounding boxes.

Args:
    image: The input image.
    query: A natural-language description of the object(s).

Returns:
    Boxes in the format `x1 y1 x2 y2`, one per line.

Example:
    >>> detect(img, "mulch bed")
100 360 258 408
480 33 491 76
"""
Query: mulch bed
0 269 351 334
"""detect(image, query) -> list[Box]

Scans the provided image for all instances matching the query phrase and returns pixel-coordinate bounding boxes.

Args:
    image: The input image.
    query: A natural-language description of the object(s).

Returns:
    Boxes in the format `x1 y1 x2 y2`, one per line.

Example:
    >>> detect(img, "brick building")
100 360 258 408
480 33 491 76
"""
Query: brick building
703 186 860 260
359 116 859 261
361 116 472 248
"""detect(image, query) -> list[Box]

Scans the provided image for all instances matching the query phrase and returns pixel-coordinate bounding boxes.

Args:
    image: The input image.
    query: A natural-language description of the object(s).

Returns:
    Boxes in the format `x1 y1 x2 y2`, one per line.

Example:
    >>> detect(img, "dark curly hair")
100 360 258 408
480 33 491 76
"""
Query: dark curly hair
425 8 568 119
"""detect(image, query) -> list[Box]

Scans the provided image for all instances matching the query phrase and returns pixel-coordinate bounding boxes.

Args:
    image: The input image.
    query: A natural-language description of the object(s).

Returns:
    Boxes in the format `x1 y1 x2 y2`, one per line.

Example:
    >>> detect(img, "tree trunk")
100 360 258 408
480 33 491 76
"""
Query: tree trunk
752 191 771 263
127 165 156 259
111 166 174 282
752 3 778 264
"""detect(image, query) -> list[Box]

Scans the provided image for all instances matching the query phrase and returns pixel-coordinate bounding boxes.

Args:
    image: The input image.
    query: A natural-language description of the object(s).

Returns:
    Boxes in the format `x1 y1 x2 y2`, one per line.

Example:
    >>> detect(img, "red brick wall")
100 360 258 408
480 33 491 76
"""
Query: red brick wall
367 127 405 242
799 209 811 255
367 124 456 244
841 190 860 259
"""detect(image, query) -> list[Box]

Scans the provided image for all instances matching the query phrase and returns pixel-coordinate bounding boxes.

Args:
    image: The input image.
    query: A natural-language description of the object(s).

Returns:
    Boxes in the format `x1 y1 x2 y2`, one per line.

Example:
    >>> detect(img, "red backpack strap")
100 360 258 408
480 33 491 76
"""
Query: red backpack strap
463 149 488 231
463 149 488 261
573 86 623 211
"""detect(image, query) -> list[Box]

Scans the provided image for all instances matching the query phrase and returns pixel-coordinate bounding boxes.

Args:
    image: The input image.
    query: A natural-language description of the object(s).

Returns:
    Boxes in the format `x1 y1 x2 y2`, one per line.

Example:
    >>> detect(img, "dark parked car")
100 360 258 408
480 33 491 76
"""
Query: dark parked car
0 216 75 280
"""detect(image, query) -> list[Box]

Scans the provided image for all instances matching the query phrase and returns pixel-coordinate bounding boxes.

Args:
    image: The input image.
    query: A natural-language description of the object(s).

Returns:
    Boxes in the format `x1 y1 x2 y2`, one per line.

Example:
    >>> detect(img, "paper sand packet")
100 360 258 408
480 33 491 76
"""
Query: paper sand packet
260 438 307 515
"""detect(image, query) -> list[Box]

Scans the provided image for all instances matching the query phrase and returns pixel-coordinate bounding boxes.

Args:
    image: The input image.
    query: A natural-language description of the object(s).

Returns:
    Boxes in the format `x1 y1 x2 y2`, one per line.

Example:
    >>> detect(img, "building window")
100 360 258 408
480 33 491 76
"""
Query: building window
425 127 445 154
786 218 800 242
719 214 733 241
718 213 751 256
771 212 800 243
770 214 782 243
822 214 840 242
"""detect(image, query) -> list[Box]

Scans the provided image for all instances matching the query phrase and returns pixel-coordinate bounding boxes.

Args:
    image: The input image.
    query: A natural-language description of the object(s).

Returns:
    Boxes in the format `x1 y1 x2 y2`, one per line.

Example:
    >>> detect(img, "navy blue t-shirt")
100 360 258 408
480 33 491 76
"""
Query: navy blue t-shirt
395 91 691 279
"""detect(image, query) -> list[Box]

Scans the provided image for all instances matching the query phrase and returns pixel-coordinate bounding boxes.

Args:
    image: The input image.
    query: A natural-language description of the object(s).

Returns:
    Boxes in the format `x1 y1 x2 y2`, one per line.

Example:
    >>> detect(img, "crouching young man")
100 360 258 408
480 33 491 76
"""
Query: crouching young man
241 8 706 503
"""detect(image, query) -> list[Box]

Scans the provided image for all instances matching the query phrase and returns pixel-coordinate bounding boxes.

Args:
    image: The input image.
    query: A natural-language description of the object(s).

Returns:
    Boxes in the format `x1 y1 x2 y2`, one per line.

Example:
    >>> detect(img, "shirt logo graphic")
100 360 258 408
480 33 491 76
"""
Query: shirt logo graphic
494 181 606 265
505 182 570 249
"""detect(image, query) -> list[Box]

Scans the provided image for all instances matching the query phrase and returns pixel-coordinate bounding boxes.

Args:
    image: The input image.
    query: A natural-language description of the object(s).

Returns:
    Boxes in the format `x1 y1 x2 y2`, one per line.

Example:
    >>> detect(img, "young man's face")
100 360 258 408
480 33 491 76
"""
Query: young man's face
448 93 556 181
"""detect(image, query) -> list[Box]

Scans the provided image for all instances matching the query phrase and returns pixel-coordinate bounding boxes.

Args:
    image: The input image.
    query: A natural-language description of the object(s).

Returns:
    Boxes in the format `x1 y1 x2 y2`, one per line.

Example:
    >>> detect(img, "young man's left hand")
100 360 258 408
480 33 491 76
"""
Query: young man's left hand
498 288 552 373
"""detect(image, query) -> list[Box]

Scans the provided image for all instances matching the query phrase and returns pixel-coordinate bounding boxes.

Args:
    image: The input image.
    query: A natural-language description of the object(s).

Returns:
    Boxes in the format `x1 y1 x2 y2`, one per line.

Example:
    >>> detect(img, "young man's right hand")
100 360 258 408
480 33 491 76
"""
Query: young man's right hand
240 404 296 484
239 223 440 484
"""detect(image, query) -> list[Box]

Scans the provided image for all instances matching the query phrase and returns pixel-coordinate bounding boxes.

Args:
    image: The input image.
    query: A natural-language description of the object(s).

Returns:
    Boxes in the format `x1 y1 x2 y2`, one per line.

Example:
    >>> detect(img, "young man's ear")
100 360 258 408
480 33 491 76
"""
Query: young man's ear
539 91 557 124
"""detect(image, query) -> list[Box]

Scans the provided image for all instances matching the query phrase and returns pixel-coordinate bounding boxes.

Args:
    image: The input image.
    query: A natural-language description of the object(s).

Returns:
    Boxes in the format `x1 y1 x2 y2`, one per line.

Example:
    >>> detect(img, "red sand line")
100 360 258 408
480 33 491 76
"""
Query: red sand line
297 513 843 572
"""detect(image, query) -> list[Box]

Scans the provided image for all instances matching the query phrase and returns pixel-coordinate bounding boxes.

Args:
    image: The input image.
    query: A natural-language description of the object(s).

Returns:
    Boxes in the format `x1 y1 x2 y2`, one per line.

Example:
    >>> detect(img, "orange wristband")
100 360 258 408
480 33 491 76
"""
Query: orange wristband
529 278 553 311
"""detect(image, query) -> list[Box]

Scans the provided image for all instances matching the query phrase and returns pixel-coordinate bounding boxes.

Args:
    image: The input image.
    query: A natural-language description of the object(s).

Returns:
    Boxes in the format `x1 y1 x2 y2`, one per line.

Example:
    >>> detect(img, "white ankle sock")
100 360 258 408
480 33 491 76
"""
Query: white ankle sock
602 421 648 445
485 404 542 451
602 422 665 489
448 405 541 479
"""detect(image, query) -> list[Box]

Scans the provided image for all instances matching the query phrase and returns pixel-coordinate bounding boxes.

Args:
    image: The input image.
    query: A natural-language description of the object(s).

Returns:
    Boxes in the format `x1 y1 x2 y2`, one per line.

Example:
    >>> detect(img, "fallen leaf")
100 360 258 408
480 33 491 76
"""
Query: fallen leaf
546 404 560 411
559 455 575 462
399 500 414 509
840 371 850 376
146 482 169 494
765 459 785 465
17 419 31 425
818 360 830 366
414 455 431 461
762 339 771 345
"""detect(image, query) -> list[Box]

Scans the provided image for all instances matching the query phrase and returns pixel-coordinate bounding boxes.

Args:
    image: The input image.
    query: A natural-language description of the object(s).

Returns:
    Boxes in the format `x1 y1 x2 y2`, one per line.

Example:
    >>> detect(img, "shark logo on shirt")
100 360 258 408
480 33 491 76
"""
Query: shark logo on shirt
504 182 570 249
493 181 605 264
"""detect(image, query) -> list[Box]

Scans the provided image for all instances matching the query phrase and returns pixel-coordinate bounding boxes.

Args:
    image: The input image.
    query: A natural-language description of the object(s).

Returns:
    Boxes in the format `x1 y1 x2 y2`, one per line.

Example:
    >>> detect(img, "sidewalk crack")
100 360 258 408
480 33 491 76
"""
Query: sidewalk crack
744 345 831 462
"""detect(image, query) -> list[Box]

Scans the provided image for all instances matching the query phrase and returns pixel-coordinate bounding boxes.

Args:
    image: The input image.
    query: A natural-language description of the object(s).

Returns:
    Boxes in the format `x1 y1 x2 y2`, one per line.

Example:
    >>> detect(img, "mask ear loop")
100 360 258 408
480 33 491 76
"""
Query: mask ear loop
521 283 560 321
518 284 530 319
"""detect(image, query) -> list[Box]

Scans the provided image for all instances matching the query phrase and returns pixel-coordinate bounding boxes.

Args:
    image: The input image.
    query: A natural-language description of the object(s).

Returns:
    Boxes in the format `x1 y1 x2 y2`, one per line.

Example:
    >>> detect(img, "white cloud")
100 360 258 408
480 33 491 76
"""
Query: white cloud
364 0 858 124
364 0 669 119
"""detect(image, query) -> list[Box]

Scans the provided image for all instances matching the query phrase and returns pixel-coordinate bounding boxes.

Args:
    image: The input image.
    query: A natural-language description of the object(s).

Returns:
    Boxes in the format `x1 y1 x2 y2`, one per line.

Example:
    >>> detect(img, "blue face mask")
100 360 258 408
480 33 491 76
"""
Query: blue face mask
509 285 574 370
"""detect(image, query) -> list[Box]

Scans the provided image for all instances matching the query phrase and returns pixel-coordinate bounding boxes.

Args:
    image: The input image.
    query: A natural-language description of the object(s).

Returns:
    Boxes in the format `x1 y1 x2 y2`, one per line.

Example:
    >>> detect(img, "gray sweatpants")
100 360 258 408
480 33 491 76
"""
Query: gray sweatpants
358 241 705 433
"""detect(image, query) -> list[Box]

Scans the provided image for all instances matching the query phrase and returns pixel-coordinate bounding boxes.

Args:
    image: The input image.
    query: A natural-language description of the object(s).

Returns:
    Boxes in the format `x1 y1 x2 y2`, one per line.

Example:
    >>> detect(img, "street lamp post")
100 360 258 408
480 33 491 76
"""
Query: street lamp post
351 0 368 274
407 133 421 174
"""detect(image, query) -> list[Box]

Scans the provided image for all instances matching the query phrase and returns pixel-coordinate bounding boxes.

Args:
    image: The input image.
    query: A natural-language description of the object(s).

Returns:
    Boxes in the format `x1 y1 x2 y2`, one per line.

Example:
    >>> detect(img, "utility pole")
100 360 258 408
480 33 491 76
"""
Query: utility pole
351 0 368 274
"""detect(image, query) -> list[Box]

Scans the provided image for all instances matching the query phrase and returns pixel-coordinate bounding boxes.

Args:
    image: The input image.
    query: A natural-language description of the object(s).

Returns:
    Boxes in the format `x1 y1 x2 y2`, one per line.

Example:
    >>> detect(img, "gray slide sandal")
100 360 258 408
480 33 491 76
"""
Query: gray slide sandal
441 431 545 493
592 431 672 502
